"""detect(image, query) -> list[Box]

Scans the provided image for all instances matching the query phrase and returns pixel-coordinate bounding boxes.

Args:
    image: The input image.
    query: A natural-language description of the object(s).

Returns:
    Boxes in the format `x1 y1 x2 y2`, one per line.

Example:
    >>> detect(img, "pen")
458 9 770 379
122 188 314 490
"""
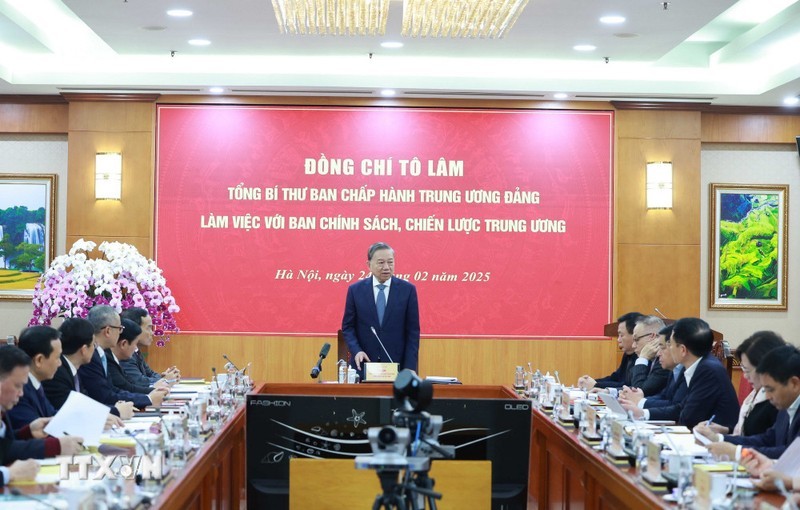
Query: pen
706 415 715 426
63 431 85 449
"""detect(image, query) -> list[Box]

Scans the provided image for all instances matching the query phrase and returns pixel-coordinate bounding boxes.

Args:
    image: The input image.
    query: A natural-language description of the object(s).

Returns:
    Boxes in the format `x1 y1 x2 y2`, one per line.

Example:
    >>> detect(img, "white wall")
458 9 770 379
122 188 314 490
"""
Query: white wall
700 143 800 348
0 134 68 337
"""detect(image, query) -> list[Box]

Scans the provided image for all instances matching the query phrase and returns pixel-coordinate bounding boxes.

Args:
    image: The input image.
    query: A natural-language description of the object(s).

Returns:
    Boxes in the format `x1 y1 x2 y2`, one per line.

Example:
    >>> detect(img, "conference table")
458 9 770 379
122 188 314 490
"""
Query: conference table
527 398 789 510
1 382 791 509
0 386 251 510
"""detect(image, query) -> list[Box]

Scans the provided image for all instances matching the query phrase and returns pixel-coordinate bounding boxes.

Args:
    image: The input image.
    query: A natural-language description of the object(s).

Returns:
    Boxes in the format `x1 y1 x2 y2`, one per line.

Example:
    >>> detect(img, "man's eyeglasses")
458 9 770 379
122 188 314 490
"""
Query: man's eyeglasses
633 333 654 342
107 324 125 332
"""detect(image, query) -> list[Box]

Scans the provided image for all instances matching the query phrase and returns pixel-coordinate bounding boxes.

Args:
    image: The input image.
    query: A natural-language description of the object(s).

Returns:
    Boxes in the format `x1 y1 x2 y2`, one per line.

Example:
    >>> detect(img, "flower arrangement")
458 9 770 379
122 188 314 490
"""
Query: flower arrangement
29 239 180 345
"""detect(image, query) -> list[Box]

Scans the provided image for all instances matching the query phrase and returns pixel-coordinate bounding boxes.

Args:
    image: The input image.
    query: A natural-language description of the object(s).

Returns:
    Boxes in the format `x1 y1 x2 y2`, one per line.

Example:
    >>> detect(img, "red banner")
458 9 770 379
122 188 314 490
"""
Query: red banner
155 106 612 338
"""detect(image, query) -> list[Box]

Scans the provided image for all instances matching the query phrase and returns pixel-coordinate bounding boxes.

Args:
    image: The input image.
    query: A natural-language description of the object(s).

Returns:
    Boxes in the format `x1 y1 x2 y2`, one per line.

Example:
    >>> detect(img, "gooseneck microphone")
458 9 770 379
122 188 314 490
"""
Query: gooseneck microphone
310 342 331 379
370 327 394 363
222 354 240 371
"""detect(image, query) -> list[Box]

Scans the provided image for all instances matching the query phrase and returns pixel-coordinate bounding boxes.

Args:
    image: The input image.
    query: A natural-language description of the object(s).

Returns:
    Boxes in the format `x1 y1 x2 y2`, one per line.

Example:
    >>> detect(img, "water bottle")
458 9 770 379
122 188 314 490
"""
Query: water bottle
337 359 348 384
513 366 525 393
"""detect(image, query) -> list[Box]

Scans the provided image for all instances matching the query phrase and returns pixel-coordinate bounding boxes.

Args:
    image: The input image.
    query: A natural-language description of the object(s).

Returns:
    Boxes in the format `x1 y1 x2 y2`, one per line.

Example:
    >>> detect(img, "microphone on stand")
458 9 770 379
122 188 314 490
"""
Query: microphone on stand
222 354 240 371
9 489 61 509
124 429 152 455
370 327 394 363
310 343 331 379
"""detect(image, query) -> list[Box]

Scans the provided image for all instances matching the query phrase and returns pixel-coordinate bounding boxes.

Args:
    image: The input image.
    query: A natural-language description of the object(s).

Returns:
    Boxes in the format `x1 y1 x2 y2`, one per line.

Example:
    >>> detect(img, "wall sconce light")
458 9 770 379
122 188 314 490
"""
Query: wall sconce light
646 161 672 209
95 152 122 200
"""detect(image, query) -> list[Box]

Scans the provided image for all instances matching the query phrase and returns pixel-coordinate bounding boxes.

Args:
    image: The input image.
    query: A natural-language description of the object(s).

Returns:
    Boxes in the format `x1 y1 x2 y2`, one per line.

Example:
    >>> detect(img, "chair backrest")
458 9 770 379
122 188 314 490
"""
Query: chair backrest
337 329 349 362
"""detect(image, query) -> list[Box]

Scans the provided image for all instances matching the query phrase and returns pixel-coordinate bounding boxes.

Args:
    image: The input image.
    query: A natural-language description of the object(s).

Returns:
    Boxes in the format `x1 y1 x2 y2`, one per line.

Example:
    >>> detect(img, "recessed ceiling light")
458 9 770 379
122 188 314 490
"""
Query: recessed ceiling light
188 39 211 46
381 41 403 49
573 44 597 52
209 87 224 94
380 89 397 97
167 9 193 17
783 96 799 106
600 15 625 24
553 93 568 100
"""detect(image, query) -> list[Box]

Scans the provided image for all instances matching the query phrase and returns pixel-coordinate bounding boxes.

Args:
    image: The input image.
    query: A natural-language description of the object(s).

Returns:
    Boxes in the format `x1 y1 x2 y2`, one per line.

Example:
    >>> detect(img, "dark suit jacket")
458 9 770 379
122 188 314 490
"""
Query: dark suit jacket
7 379 57 431
629 357 671 396
120 350 160 386
644 367 688 421
42 355 89 410
77 350 151 409
105 349 152 394
741 399 779 437
342 276 420 372
677 354 740 430
725 409 800 458
42 355 120 417
595 353 636 389
0 412 56 463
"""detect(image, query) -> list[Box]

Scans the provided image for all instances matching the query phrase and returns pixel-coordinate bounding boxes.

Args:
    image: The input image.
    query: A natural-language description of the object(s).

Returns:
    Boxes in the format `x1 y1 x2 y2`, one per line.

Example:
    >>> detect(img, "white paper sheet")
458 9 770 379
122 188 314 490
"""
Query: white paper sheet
771 437 800 476
43 391 109 447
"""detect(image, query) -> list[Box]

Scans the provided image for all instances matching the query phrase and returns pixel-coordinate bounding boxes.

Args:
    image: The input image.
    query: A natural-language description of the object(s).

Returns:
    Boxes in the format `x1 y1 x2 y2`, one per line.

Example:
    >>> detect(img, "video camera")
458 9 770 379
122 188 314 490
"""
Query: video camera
355 370 454 510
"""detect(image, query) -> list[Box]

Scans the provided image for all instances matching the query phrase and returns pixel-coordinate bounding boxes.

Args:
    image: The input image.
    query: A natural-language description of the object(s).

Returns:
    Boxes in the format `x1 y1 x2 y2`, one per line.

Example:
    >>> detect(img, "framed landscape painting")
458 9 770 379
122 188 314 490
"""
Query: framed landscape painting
709 183 788 310
0 174 57 300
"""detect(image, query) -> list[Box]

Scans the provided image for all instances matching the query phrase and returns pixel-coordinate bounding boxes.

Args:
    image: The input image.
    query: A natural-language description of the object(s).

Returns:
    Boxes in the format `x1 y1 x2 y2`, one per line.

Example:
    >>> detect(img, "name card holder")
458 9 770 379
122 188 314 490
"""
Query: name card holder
641 441 668 491
363 362 399 382
580 406 601 443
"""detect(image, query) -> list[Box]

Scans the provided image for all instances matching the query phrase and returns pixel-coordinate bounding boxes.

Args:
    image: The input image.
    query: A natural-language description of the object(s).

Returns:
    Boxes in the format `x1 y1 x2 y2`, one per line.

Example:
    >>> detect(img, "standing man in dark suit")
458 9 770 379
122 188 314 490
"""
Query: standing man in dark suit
342 242 420 374
696 344 800 459
667 317 739 430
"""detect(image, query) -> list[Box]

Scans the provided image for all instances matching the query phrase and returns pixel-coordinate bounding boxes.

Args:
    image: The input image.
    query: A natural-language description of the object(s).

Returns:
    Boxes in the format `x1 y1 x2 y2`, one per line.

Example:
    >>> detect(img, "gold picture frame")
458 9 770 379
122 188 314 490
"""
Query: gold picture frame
709 183 788 310
0 174 57 301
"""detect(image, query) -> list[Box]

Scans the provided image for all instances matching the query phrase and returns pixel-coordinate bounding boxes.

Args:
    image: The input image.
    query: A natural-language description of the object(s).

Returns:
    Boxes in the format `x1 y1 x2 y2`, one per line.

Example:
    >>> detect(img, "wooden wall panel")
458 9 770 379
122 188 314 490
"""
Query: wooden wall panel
702 113 800 143
146 334 621 386
66 101 155 254
616 110 701 140
617 244 700 319
616 138 701 246
68 101 155 133
0 103 68 133
616 110 702 318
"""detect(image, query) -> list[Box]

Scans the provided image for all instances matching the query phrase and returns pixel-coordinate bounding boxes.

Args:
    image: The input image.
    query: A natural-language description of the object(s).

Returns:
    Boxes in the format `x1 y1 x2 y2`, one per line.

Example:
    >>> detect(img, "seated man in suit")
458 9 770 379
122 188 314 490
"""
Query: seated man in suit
665 317 739 430
120 307 179 386
620 324 687 420
0 345 83 462
17 323 126 429
695 344 800 459
106 319 169 394
0 369 39 486
44 318 131 420
342 242 420 374
628 315 671 396
77 306 166 412
8 326 60 430
578 312 644 392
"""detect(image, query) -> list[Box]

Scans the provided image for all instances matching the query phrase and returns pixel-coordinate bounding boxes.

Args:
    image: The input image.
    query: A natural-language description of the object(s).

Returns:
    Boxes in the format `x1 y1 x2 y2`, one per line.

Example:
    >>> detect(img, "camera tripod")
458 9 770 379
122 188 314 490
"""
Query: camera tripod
372 466 442 510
